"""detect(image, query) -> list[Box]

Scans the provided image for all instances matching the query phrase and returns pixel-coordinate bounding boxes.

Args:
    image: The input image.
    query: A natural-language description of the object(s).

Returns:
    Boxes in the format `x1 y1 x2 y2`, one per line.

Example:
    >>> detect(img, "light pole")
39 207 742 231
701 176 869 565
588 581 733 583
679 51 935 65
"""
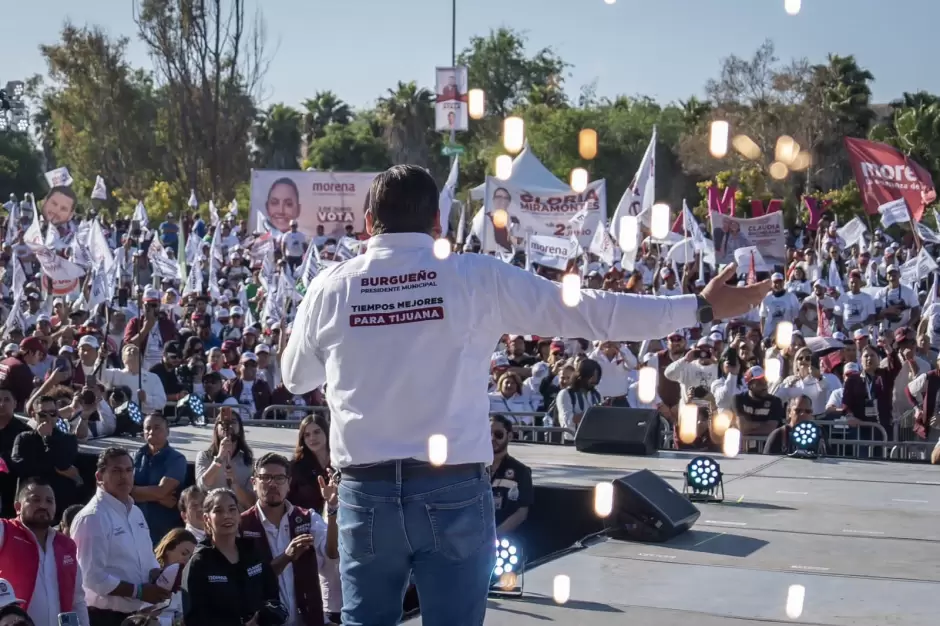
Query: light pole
451 0 456 66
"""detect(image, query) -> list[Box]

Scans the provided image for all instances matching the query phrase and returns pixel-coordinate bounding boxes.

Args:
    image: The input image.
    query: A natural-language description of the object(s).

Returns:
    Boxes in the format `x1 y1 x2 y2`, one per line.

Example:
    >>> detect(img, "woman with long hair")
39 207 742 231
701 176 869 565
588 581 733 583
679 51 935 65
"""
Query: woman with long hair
487 371 536 425
556 358 603 442
287 414 331 511
194 411 256 510
181 489 281 626
154 529 197 626
775 346 832 416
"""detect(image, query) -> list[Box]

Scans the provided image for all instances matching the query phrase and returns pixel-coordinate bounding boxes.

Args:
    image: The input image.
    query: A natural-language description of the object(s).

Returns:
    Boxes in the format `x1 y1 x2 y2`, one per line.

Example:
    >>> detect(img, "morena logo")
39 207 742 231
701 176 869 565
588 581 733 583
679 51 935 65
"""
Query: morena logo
311 183 356 193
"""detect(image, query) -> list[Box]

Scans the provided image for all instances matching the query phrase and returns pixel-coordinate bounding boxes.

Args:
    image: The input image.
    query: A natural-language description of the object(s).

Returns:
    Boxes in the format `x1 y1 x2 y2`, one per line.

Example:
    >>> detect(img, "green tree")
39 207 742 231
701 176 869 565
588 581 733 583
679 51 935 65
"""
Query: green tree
303 115 391 172
301 91 352 150
376 81 446 175
29 23 165 202
0 132 44 199
457 28 569 119
253 103 303 170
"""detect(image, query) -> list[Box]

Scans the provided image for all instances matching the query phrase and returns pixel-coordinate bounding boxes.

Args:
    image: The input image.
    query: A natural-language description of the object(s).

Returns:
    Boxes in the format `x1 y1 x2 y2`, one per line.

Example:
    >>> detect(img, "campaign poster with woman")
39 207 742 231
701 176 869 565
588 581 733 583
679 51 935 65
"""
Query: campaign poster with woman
249 170 380 238
712 212 786 266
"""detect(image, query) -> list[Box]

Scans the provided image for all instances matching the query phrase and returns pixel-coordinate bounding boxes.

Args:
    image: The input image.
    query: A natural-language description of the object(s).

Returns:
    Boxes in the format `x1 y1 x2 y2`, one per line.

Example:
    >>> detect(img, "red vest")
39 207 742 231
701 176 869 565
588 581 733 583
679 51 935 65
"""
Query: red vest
240 505 323 626
0 519 77 613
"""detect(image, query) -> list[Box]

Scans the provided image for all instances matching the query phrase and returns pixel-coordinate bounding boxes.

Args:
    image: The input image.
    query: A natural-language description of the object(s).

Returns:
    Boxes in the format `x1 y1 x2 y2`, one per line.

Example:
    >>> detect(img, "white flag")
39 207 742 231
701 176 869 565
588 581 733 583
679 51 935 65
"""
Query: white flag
2 296 25 336
3 198 19 246
88 219 115 272
588 225 616 266
91 176 108 201
682 200 706 250
455 202 467 245
878 199 910 228
609 127 656 242
149 237 182 280
298 239 322 288
188 190 198 209
209 200 221 227
335 237 357 261
26 244 87 282
439 156 459 237
133 201 149 229
87 267 109 311
11 258 26 298
44 167 73 189
208 224 223 298
836 216 868 247
228 200 239 219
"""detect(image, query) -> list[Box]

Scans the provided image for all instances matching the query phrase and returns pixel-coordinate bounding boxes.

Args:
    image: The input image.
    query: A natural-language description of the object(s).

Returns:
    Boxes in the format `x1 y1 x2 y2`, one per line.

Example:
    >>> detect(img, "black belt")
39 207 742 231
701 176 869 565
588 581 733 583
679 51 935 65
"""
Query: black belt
338 459 486 482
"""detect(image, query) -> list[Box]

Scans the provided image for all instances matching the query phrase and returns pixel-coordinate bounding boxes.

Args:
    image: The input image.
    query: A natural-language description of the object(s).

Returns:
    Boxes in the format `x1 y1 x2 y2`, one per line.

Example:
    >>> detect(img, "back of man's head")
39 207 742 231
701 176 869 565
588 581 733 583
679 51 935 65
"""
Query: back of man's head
367 165 438 236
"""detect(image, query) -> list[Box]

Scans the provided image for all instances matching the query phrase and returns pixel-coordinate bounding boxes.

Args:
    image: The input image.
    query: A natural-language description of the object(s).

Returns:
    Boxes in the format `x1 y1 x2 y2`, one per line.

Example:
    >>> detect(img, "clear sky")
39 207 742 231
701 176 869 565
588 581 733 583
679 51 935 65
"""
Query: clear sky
4 0 939 112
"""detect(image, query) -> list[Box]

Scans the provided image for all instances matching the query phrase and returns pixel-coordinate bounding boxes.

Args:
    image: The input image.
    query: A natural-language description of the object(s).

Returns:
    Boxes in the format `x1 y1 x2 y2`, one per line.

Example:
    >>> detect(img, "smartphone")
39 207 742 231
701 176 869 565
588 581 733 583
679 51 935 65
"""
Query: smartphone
130 219 141 238
58 613 80 626
54 357 70 371
86 372 97 389
118 288 129 308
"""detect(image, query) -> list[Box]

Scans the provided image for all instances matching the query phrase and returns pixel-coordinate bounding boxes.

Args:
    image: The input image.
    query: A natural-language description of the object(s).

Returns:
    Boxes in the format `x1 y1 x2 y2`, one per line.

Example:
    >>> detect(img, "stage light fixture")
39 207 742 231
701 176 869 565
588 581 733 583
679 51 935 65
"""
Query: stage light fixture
5 81 25 100
683 456 724 502
0 113 8 132
490 538 524 596
56 418 71 433
789 421 821 457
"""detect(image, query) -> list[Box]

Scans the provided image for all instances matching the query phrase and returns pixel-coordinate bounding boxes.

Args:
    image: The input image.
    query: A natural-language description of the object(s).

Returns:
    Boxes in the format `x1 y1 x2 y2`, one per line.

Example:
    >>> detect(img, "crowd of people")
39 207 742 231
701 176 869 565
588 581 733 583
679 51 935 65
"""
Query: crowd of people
0 167 937 626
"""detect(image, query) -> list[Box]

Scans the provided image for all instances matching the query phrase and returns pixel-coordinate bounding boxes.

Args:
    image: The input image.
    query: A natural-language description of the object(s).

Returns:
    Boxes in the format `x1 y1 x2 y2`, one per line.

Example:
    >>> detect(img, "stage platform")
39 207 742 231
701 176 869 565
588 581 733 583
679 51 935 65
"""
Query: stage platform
81 426 940 625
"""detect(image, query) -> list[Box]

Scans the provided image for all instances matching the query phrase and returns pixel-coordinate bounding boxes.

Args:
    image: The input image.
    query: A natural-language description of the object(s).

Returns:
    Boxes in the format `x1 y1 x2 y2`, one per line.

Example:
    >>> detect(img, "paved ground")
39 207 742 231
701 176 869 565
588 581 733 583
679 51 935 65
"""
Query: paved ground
84 426 940 625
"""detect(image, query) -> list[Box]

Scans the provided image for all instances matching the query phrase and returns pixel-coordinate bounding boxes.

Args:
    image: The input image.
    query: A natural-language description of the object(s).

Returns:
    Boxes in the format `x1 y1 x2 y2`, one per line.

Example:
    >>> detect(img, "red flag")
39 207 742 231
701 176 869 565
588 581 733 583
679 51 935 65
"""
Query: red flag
670 213 684 234
747 251 757 285
817 300 831 338
844 137 936 222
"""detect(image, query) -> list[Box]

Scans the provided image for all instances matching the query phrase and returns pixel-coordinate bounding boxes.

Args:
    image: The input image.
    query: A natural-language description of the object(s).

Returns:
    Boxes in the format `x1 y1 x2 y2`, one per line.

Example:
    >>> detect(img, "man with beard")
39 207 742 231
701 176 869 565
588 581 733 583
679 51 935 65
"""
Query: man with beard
240 453 339 626
0 478 89 625
733 366 786 436
655 332 687 427
489 415 533 537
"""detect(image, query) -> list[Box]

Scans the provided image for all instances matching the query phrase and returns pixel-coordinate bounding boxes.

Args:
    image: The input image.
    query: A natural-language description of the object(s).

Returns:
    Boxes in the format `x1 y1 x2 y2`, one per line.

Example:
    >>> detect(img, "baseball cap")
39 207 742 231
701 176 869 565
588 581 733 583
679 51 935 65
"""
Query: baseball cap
52 297 64 306
894 326 913 343
0 579 25 609
230 306 244 317
832 331 848 342
843 362 861 375
36 313 51 323
78 335 99 349
886 264 899 274
2 344 17 356
813 279 828 288
221 340 239 352
491 355 510 369
659 267 673 278
853 329 869 339
696 337 713 348
255 344 271 354
143 287 161 303
19 337 46 355
289 219 298 227
744 366 765 383
239 352 258 363
771 272 784 281
216 308 230 319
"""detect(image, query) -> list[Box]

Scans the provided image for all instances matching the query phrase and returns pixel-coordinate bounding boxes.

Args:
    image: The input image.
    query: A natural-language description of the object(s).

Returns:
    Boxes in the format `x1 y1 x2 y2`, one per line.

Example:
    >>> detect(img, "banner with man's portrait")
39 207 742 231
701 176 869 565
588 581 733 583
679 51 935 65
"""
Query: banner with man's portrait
711 211 786 267
480 177 606 253
249 170 381 238
435 67 468 132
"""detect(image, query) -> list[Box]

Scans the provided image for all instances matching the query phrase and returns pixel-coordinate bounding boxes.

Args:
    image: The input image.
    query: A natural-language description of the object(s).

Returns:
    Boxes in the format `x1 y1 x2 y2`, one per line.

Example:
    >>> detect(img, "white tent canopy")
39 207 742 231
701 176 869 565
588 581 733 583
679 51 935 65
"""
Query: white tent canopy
469 143 567 201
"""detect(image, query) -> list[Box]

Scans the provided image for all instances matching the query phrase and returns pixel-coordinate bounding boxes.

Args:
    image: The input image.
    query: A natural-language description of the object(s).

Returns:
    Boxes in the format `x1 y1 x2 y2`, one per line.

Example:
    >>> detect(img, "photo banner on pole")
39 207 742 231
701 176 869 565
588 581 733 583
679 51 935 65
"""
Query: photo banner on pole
711 211 786 267
481 177 606 253
249 170 380 238
434 66 468 132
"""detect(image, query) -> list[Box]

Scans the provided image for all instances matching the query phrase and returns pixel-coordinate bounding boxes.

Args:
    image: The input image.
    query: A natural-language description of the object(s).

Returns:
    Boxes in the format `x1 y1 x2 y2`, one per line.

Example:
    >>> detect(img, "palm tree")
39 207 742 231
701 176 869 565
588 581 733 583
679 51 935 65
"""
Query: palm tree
678 96 713 131
253 103 302 170
301 91 352 155
376 81 436 166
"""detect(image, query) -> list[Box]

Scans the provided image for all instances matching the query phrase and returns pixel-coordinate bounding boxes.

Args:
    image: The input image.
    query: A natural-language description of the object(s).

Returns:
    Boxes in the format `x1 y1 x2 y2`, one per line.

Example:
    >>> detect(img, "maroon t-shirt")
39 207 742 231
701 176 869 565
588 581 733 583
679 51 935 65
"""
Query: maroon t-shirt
0 356 36 412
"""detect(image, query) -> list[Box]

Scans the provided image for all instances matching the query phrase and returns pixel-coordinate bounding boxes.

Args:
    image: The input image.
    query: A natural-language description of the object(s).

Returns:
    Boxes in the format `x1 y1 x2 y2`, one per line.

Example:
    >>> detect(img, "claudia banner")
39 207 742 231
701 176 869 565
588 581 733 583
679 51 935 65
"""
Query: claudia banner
480 177 606 253
249 170 380 238
711 211 786 267
844 137 937 222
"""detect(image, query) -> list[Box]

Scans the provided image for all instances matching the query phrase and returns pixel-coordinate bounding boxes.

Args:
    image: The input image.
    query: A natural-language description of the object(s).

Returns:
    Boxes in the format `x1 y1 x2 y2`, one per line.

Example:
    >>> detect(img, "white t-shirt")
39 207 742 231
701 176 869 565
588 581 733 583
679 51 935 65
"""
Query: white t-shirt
759 292 800 338
143 324 164 371
876 284 919 331
800 294 836 337
239 379 257 417
283 232 306 258
836 291 877 330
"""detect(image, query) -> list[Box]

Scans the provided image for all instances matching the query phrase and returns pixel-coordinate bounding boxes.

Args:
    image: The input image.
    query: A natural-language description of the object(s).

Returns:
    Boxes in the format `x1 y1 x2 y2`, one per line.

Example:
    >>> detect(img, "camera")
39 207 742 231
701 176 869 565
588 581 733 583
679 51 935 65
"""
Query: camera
80 389 97 406
176 364 195 393
691 386 709 400
256 600 288 626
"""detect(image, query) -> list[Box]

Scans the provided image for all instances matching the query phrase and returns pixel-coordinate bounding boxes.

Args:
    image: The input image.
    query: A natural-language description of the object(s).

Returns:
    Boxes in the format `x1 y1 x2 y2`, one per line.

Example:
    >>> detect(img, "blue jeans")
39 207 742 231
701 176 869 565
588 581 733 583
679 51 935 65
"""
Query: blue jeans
337 461 496 626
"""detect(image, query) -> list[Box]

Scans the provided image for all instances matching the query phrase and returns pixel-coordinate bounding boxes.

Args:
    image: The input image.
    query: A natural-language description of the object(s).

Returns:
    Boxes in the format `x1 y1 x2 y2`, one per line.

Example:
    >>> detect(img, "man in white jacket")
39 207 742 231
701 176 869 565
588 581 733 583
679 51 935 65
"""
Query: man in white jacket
664 338 720 411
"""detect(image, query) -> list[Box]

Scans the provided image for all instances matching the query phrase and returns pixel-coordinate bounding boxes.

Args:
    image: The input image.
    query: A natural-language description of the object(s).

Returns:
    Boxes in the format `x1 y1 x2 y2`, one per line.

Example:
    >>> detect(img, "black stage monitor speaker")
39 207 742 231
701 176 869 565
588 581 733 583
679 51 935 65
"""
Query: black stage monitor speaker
604 469 700 542
574 407 659 455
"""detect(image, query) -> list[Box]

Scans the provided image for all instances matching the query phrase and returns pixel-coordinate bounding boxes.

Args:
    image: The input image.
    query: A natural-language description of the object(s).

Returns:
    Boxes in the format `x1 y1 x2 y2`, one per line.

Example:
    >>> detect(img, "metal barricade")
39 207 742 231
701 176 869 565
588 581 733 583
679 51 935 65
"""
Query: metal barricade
659 415 675 450
490 412 564 443
817 420 889 459
251 404 330 426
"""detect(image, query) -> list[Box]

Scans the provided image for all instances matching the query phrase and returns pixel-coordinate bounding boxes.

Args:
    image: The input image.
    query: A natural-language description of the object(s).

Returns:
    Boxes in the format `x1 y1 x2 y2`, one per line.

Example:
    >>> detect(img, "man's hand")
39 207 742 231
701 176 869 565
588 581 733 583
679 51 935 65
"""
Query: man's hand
137 389 147 404
284 534 315 561
36 420 55 437
139 583 172 604
318 472 339 509
701 263 772 320
684 349 698 363
157 493 178 509
55 466 81 483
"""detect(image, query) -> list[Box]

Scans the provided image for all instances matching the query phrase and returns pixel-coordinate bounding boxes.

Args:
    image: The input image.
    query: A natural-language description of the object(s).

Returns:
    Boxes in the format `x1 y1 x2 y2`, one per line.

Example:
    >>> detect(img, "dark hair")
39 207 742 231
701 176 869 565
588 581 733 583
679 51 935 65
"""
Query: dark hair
60 504 83 532
568 358 602 392
144 411 167 425
96 447 132 472
179 485 205 512
255 452 290 475
163 341 182 356
202 488 238 540
267 177 299 203
37 395 56 407
490 414 514 433
16 477 52 501
183 336 204 359
293 414 330 468
366 165 438 235
208 413 253 466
